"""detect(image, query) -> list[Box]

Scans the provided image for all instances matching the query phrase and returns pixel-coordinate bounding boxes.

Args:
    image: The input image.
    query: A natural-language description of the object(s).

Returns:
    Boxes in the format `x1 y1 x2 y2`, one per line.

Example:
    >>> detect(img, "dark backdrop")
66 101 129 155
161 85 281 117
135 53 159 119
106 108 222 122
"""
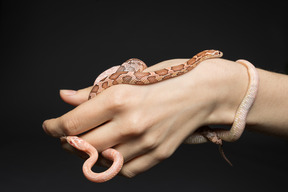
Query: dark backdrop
1 1 287 192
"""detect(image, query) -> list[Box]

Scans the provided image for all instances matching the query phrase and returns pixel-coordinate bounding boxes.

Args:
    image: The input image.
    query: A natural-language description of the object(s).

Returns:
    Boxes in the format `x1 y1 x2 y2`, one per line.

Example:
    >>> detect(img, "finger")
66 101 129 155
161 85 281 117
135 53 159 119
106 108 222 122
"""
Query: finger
118 124 191 178
43 88 119 137
77 121 125 152
61 121 127 165
114 133 161 163
120 139 178 178
60 86 93 106
120 151 160 178
114 134 168 178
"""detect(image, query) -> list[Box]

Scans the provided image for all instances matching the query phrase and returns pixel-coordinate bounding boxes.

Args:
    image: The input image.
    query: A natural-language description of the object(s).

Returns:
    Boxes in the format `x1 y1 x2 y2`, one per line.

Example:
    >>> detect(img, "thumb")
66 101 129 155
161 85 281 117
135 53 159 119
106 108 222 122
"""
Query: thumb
60 86 93 106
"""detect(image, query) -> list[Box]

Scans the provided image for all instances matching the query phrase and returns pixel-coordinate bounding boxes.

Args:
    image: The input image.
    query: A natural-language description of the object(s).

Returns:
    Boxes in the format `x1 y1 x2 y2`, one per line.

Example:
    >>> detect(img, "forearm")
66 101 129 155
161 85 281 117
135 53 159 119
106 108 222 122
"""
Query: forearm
151 58 288 139
206 59 288 138
246 69 288 138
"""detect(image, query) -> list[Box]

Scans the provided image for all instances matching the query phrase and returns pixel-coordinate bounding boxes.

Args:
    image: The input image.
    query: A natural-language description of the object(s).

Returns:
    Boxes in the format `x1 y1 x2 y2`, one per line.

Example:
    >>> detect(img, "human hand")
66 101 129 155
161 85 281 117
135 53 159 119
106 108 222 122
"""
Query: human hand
43 58 248 177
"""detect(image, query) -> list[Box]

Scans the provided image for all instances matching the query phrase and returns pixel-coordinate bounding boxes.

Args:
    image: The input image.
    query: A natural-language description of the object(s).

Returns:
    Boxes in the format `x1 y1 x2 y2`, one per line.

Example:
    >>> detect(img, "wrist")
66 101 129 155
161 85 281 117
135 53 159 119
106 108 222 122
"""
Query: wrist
198 58 250 126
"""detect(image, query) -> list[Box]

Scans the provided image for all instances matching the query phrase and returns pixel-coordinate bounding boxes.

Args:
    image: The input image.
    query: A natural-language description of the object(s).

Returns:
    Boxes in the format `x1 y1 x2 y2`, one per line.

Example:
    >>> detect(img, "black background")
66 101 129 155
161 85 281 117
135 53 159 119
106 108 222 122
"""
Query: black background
1 1 287 192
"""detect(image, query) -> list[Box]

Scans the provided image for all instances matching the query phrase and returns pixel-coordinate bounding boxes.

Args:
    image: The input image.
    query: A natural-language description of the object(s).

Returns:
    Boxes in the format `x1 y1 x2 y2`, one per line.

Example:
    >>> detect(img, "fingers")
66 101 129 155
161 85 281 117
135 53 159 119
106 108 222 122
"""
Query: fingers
114 129 163 163
120 154 158 178
114 121 195 178
119 143 174 178
43 87 123 137
60 86 93 106
74 121 124 152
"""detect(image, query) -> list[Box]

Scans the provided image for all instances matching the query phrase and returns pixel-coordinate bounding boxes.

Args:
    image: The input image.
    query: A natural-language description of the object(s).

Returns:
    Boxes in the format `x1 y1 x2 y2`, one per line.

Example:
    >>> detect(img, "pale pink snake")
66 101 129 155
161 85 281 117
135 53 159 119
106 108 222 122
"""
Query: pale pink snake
64 50 259 182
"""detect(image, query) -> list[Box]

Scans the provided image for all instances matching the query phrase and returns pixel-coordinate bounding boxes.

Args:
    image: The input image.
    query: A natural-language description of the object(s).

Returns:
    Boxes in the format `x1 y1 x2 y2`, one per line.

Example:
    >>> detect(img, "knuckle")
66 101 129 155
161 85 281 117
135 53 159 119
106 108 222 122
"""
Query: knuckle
127 122 143 136
119 112 145 137
106 86 130 110
60 116 78 135
120 124 142 137
142 136 158 150
155 148 173 161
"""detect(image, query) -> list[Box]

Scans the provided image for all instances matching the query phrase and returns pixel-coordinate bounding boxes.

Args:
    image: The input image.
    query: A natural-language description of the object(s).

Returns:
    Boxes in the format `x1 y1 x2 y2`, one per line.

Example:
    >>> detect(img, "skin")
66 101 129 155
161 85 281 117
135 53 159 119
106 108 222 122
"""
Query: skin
43 58 288 178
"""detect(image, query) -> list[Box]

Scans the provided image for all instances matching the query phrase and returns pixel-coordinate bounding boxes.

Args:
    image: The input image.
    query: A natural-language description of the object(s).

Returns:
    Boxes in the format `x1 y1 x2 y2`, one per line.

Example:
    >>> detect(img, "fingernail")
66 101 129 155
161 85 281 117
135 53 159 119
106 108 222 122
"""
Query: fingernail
60 89 77 96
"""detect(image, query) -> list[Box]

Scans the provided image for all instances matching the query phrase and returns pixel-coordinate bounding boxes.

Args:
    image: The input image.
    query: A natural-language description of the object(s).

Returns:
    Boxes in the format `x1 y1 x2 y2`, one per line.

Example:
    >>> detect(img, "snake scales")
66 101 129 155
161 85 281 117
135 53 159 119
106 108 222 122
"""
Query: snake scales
65 50 259 182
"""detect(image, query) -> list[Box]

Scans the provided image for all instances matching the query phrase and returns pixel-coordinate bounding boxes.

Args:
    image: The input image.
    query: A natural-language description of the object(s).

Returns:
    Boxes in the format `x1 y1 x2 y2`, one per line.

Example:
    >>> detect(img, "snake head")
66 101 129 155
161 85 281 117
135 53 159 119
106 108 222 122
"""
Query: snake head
66 136 85 150
208 50 223 57
65 136 97 156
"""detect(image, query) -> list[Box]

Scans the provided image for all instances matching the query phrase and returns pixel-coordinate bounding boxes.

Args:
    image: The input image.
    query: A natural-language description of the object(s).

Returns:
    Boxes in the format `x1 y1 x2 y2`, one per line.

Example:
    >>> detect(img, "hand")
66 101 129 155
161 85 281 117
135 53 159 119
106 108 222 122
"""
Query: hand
43 58 248 177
